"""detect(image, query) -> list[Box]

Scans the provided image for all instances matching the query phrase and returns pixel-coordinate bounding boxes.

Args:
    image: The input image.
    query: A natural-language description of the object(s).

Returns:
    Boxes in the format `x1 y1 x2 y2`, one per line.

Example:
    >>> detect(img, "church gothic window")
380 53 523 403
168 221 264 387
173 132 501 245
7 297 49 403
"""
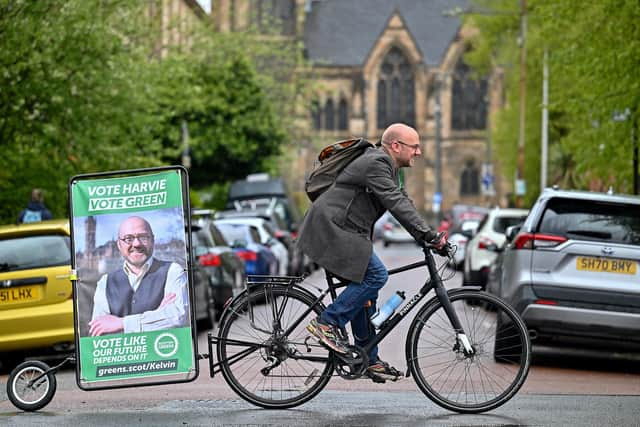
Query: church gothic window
452 59 488 130
460 160 480 196
377 47 415 129
324 99 335 130
311 100 321 130
338 98 348 131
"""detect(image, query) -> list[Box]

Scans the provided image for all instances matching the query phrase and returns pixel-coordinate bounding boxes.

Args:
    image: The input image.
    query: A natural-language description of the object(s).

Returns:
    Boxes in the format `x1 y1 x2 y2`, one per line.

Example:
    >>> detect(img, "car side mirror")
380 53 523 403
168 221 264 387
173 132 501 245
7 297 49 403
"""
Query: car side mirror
506 225 521 243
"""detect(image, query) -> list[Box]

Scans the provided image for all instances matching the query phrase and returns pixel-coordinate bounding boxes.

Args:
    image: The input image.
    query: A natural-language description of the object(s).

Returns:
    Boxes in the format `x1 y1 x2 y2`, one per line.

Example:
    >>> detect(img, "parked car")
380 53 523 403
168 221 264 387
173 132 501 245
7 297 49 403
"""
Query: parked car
226 173 301 235
380 213 414 247
188 225 219 330
215 216 289 276
216 208 305 276
190 218 246 321
447 219 481 270
463 207 529 288
214 221 278 276
0 220 74 370
450 204 489 229
496 188 640 355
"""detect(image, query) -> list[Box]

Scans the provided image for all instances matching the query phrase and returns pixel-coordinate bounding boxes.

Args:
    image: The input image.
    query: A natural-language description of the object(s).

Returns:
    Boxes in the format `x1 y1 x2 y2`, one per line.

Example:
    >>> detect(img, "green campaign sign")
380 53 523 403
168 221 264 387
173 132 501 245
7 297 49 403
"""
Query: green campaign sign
78 328 193 382
71 171 183 217
69 167 197 389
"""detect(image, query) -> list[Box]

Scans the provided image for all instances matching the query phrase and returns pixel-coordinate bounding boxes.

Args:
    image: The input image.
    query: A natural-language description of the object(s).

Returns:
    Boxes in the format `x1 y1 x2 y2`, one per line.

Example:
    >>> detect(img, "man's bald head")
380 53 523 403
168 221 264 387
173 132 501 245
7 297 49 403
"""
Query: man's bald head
381 123 419 145
381 123 421 168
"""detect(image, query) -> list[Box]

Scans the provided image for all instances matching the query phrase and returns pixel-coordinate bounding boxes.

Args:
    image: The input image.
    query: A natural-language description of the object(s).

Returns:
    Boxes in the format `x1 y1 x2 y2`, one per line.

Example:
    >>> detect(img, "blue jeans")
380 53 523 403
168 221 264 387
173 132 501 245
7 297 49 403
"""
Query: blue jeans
320 252 388 363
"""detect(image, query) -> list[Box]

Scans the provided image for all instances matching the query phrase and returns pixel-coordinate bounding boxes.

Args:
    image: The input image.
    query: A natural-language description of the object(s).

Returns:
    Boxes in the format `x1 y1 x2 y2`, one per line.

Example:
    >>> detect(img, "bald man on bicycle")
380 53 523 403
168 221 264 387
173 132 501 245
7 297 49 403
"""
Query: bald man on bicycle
297 123 447 382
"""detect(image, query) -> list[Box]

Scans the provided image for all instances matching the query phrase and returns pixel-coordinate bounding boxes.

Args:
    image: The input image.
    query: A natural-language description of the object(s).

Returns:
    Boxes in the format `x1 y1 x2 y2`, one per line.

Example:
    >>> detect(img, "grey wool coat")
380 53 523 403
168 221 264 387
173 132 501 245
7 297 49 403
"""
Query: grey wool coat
297 146 437 283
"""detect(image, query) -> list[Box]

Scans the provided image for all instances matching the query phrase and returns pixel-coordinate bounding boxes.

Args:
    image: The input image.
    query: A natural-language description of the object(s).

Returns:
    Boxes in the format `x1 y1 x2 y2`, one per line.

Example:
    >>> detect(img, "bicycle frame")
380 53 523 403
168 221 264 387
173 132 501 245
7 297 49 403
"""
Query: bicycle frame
348 248 475 358
208 247 476 377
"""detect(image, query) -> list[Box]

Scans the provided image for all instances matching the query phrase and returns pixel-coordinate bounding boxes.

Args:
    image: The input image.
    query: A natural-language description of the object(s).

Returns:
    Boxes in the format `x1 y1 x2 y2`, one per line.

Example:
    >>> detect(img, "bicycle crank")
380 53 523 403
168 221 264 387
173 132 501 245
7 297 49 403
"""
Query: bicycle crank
333 345 368 380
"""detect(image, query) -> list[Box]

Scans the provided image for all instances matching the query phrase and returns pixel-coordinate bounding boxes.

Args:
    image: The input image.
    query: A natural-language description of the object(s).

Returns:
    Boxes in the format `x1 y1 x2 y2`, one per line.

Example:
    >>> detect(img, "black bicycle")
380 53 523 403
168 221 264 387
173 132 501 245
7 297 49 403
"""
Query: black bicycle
208 243 531 413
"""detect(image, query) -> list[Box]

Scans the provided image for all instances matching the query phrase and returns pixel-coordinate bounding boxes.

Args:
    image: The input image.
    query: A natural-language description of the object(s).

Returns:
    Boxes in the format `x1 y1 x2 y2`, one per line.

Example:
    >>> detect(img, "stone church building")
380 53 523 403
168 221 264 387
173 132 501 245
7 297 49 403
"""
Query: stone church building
212 0 508 217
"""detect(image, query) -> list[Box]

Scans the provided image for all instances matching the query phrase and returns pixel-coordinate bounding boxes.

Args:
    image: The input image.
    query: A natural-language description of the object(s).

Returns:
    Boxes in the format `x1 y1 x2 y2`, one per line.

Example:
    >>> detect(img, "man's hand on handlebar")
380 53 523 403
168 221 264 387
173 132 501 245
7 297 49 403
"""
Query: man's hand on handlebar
426 231 450 256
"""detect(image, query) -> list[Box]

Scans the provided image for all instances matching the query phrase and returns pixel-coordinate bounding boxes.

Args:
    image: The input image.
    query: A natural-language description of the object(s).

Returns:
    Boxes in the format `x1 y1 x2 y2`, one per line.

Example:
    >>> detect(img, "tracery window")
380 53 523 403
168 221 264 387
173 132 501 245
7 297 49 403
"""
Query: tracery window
311 100 321 130
377 47 415 129
460 160 480 195
338 98 348 131
324 99 335 131
452 59 488 130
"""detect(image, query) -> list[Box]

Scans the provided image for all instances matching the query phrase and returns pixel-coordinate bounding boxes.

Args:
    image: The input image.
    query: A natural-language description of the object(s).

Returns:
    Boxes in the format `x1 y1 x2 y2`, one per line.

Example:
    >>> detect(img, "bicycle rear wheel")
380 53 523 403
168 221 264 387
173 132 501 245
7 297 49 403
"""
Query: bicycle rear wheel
216 285 334 409
406 290 530 413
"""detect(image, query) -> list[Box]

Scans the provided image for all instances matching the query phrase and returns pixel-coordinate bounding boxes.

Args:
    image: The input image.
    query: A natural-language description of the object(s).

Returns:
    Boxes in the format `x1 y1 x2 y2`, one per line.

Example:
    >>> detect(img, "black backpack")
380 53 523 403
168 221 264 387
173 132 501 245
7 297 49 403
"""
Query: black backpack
304 138 374 201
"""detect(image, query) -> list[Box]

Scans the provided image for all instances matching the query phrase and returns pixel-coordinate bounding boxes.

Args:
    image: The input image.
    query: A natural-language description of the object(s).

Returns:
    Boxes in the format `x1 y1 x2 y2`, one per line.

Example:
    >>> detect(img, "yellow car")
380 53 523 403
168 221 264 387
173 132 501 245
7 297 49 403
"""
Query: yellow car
0 220 74 366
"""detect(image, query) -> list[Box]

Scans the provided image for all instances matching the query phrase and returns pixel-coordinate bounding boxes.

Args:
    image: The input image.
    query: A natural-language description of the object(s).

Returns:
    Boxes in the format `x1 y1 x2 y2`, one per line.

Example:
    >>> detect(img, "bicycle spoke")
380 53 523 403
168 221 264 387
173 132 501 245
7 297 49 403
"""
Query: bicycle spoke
408 291 530 413
217 286 333 408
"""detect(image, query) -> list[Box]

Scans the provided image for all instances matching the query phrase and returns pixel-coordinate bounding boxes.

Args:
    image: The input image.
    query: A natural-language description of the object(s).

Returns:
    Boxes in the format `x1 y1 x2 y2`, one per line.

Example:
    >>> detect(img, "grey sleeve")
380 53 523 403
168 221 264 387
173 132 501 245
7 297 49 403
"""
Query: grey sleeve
364 157 436 242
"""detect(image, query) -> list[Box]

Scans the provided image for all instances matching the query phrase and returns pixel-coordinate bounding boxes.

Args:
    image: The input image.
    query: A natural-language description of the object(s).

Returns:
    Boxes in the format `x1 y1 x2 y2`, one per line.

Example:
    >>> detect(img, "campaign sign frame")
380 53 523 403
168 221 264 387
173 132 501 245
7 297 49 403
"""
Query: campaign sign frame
68 166 199 390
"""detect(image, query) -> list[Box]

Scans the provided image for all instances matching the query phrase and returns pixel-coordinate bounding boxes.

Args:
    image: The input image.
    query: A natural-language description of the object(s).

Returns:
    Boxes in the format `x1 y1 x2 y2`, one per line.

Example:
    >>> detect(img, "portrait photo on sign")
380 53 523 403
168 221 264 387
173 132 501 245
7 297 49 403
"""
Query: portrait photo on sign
73 207 189 337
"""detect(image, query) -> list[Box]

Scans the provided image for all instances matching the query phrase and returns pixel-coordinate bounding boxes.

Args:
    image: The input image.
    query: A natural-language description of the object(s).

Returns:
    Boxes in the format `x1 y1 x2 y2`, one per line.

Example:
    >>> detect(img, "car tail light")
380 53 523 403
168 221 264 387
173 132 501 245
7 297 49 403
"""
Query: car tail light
290 231 298 239
534 299 557 306
478 236 496 250
274 230 286 239
236 250 258 262
199 253 221 267
513 232 567 249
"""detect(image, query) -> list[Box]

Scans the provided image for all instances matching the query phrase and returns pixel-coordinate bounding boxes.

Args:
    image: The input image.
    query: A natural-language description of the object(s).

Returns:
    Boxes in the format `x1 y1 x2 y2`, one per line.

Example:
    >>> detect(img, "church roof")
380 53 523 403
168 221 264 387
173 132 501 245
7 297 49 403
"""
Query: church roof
303 0 468 67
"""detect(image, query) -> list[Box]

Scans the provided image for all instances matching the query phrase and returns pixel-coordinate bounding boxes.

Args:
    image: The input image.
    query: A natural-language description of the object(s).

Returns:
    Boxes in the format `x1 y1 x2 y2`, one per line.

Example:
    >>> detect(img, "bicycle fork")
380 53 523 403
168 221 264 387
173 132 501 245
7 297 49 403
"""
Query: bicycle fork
434 285 475 356
426 251 475 356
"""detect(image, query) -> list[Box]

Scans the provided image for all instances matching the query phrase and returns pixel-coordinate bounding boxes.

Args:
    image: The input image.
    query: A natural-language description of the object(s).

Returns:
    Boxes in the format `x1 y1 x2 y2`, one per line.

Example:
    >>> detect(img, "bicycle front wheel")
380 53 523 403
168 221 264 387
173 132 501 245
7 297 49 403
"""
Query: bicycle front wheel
406 290 530 413
216 285 334 409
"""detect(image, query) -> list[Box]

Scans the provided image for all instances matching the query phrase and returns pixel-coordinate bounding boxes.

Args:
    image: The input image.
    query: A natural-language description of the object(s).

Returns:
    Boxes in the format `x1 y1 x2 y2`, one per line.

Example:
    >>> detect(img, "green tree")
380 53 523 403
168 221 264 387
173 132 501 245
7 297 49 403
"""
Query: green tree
0 0 299 219
466 0 640 205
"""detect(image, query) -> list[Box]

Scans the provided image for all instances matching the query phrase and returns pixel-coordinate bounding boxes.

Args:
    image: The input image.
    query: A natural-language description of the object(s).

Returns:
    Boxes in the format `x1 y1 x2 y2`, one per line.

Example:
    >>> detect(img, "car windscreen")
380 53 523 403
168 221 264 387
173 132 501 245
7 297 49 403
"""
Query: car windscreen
216 223 249 243
537 198 640 246
0 234 70 272
493 216 528 234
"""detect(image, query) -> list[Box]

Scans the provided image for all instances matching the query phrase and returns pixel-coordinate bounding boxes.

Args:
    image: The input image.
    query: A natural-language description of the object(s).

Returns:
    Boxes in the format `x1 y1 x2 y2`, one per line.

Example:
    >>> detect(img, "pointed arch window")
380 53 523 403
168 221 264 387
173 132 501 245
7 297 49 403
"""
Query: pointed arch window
377 47 415 129
324 99 335 131
338 98 348 130
460 160 480 195
452 59 488 130
310 100 321 130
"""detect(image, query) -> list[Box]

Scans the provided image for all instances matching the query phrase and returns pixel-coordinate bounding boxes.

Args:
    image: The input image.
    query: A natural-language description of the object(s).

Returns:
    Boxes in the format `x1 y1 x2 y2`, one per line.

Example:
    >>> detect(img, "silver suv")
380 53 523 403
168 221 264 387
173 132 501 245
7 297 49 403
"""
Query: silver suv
498 188 640 354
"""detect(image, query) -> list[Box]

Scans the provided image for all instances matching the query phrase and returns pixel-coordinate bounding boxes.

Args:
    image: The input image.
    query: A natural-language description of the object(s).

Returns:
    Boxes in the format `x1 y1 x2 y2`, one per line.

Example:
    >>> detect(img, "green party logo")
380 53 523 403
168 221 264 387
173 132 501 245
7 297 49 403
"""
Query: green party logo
154 333 179 358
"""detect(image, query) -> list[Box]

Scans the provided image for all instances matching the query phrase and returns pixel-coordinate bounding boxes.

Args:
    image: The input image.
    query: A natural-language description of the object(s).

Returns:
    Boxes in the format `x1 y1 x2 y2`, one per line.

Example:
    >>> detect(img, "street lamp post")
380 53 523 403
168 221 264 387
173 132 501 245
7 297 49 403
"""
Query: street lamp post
181 120 191 170
515 0 527 207
434 76 443 221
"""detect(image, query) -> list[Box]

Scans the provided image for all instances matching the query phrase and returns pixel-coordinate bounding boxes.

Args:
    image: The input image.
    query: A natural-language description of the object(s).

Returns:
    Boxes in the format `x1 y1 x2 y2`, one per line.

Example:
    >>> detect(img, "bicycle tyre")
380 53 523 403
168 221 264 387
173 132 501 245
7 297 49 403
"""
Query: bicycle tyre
406 290 530 413
7 360 57 412
216 286 334 409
